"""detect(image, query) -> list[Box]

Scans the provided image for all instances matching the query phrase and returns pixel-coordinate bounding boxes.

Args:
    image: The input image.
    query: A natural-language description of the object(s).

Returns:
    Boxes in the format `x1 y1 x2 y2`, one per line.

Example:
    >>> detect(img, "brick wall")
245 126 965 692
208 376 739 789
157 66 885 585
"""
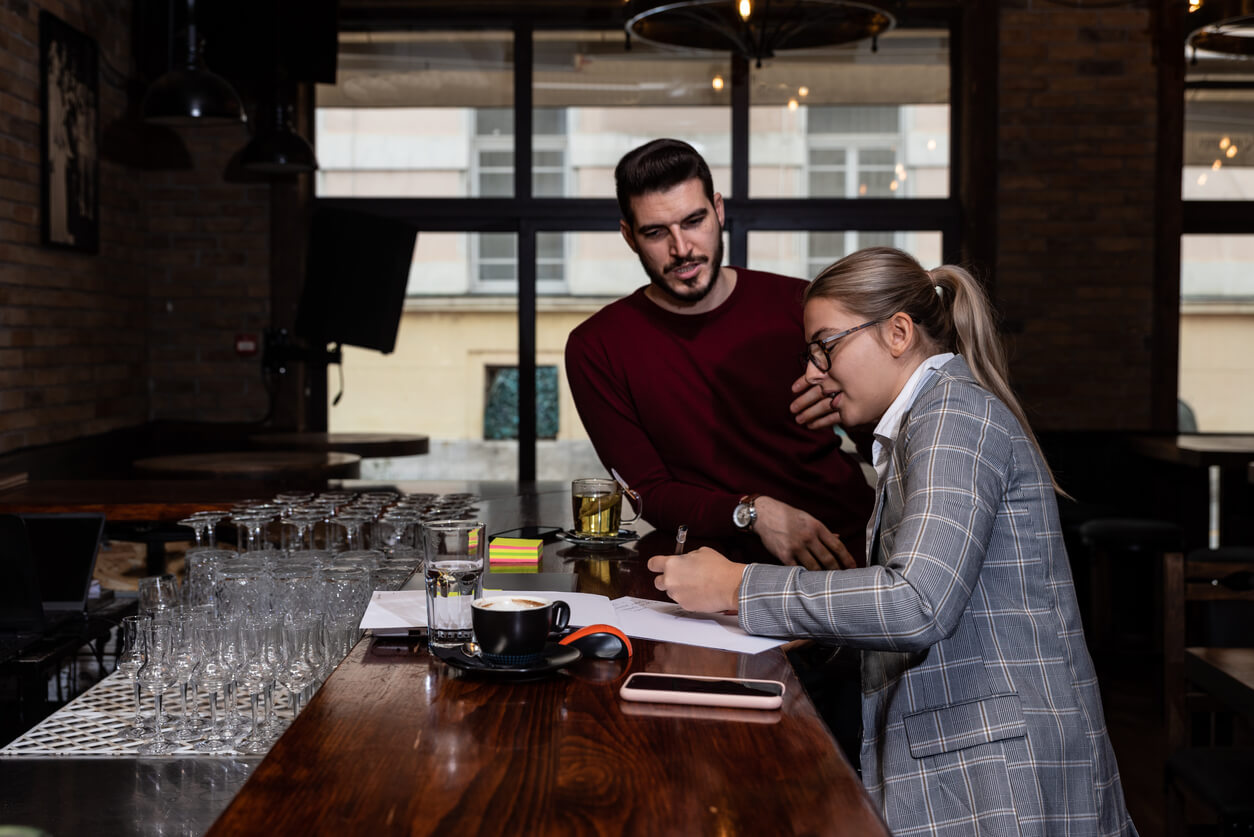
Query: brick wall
996 3 1161 430
0 0 271 459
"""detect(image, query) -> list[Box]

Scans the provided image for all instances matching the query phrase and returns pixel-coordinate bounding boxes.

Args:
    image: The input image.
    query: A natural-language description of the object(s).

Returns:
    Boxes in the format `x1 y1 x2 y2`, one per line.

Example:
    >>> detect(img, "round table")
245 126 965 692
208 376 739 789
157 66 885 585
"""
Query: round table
132 451 362 481
248 432 429 458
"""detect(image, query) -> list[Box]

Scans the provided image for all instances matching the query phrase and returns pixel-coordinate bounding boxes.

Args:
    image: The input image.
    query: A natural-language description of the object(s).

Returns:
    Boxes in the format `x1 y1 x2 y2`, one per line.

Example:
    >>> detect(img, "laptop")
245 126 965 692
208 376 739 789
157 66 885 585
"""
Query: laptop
0 514 49 660
18 513 107 618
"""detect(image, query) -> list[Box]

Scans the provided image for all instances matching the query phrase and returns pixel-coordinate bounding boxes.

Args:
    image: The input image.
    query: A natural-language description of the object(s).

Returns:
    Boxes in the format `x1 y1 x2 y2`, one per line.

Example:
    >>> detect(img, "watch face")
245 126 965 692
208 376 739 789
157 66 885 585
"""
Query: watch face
733 503 751 528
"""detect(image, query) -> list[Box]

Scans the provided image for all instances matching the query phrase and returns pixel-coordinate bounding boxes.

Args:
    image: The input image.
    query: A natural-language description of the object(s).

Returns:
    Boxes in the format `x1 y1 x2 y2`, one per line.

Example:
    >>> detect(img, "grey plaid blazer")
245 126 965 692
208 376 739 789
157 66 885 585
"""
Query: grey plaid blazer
740 357 1137 837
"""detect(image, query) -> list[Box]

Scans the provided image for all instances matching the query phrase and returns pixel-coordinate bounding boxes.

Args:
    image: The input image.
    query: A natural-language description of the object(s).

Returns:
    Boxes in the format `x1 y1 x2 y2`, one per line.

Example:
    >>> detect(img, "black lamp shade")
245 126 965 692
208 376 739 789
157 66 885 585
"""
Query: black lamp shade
142 67 247 126
239 124 319 174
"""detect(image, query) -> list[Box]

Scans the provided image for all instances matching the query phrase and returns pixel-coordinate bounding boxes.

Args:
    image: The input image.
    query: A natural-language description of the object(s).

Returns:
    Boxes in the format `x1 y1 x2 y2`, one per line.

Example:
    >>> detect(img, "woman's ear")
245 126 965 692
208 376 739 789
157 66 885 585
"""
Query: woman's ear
885 312 916 359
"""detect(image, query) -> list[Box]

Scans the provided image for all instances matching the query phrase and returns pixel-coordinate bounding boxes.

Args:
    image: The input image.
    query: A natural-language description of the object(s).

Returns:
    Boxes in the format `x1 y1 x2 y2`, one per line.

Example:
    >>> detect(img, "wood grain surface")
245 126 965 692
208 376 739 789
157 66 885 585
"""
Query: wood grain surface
248 432 430 457
206 636 884 836
132 451 362 481
0 480 278 521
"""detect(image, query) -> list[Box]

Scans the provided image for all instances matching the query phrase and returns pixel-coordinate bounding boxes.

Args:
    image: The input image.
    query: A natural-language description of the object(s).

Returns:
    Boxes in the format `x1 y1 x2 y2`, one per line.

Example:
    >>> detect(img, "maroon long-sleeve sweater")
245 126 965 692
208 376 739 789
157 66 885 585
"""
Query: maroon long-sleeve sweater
565 267 873 562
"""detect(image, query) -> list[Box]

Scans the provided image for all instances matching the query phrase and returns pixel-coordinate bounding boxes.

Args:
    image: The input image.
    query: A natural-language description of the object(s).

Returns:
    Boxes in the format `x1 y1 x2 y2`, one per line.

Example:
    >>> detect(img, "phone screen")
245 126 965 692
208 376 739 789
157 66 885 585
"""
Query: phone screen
627 674 784 698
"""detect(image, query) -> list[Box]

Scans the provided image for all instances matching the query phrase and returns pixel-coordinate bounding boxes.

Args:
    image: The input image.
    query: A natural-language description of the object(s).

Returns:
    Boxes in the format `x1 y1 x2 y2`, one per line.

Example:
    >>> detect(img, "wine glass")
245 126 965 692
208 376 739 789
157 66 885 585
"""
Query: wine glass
234 618 277 754
192 617 234 754
276 617 319 721
137 617 179 754
115 615 152 740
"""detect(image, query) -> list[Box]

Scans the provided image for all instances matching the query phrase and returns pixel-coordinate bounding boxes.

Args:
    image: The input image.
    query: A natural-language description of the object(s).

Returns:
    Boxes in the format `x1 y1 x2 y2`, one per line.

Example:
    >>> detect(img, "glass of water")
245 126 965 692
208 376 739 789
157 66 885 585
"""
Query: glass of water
422 520 486 648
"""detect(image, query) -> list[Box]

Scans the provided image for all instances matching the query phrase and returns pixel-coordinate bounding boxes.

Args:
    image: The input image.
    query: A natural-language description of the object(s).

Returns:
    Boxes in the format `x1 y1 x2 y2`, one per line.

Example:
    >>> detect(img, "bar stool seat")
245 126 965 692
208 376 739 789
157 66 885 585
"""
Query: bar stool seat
1078 518 1184 661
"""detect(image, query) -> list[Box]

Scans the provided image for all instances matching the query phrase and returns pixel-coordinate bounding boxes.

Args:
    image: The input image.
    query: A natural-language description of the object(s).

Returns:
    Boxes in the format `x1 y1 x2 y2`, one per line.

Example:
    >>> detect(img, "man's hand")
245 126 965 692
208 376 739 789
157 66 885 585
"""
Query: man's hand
648 547 746 613
753 496 856 570
790 373 841 431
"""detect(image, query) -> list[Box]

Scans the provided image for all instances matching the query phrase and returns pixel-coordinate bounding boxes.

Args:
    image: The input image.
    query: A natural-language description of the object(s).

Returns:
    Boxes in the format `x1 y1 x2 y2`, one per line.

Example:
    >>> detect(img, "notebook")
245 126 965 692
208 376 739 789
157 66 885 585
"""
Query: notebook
18 512 107 615
0 514 50 660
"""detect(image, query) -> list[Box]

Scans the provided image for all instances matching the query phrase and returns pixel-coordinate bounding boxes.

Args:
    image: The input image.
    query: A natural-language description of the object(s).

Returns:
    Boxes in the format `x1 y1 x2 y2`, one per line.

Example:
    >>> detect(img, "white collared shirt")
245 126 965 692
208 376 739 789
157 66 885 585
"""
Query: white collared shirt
871 353 955 488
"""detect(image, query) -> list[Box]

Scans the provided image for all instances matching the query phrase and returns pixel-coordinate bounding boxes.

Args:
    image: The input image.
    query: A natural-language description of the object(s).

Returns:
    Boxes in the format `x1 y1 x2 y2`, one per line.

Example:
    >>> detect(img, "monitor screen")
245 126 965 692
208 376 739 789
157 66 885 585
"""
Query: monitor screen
295 207 418 354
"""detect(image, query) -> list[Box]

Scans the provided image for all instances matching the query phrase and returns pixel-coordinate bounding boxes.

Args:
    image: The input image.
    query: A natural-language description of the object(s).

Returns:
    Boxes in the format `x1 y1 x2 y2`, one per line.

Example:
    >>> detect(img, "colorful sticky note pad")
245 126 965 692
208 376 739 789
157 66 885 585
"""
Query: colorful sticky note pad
489 537 542 565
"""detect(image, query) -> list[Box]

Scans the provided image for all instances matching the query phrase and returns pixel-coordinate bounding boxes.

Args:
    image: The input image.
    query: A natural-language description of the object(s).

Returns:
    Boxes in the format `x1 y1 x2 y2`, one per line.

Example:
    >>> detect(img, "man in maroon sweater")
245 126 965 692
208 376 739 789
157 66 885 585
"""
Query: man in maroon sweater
565 139 873 569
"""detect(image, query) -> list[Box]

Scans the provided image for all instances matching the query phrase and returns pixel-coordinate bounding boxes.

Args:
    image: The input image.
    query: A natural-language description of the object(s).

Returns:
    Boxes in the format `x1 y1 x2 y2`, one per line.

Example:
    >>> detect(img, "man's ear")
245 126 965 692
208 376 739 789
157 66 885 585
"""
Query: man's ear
619 219 639 254
713 192 725 227
885 312 916 359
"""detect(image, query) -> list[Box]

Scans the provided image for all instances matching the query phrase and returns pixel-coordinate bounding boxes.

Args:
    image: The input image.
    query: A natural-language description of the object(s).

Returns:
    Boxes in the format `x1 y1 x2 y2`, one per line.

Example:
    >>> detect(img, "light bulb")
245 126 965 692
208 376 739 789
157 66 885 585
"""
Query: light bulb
1226 145 1238 158
1213 159 1223 170
787 98 798 111
738 0 752 21
798 86 809 97
712 75 724 91
1220 136 1231 149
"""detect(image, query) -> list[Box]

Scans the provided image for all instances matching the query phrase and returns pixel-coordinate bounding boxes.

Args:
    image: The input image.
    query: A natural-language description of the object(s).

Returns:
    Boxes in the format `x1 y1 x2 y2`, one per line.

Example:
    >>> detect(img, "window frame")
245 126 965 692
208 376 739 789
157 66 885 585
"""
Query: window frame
316 14 964 480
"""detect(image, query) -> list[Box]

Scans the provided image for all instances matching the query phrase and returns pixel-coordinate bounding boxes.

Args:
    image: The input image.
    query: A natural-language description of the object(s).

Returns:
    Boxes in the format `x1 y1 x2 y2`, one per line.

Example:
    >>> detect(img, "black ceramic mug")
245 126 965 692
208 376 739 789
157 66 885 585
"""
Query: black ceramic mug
471 596 571 665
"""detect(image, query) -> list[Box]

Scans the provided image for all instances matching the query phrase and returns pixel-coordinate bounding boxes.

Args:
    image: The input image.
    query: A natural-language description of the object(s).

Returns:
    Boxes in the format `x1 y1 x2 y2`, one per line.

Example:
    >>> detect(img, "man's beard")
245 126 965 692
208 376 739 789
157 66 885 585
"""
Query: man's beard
640 229 725 305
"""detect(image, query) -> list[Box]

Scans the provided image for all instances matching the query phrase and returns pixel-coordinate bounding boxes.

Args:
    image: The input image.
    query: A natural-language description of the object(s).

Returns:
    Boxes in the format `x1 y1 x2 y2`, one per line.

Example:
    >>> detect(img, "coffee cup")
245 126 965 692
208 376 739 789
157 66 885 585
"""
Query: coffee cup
471 596 571 665
571 477 641 538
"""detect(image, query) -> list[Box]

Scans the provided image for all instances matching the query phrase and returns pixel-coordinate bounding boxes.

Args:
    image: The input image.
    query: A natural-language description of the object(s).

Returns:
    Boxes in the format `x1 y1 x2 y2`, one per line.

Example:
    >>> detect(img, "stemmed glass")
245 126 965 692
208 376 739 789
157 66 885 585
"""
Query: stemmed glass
276 617 318 721
192 617 234 753
178 511 226 554
137 617 179 754
170 607 206 741
234 619 277 754
116 615 152 740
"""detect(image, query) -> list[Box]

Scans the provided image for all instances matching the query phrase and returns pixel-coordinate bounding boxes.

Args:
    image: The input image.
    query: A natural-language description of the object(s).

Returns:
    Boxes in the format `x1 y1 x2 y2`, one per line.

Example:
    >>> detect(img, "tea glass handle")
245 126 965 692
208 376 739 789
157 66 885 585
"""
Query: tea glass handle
621 489 642 525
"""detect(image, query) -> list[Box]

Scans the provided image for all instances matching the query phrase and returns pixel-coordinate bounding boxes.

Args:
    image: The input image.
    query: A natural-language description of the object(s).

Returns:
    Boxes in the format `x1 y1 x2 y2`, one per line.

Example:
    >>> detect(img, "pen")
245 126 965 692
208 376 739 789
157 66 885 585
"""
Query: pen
675 524 688 555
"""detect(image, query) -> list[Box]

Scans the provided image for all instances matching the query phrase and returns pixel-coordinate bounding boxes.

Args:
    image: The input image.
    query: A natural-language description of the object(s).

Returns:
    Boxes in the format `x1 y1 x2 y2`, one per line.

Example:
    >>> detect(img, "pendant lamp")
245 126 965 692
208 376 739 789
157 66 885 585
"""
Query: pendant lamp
142 0 246 125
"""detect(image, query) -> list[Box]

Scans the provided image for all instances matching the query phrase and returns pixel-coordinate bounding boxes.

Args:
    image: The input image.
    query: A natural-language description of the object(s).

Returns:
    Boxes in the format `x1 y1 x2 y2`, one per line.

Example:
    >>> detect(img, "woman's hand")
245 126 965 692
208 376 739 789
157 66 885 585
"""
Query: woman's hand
647 547 747 612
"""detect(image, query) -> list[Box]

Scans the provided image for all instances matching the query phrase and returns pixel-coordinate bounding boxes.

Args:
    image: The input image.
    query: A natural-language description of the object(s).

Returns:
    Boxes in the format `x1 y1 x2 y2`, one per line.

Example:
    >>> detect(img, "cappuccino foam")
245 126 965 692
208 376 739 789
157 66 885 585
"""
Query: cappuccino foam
474 597 547 611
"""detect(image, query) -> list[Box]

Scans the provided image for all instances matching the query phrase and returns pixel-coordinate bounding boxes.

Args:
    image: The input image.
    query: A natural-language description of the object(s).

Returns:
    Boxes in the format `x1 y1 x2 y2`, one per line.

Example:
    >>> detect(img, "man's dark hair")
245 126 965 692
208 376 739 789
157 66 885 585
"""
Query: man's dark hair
614 138 716 228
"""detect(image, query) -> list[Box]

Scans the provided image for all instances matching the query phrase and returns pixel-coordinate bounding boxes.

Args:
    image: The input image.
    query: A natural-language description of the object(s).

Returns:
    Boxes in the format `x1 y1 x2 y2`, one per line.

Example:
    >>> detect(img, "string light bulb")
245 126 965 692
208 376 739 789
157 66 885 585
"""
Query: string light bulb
712 75 725 91
1220 136 1231 149
798 86 809 97
738 0 752 21
1227 145 1238 158
787 98 798 111
1213 159 1224 170
1189 0 1203 11
1198 173 1208 185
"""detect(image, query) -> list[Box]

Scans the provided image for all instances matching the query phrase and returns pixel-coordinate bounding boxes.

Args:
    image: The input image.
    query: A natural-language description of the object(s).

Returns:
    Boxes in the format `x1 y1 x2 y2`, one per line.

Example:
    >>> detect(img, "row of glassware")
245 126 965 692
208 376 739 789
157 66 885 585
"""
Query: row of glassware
116 490 483 755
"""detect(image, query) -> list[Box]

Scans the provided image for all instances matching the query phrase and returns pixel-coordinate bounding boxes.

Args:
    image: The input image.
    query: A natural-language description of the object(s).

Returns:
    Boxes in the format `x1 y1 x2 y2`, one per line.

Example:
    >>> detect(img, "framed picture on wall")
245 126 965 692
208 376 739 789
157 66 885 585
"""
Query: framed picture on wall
39 11 99 254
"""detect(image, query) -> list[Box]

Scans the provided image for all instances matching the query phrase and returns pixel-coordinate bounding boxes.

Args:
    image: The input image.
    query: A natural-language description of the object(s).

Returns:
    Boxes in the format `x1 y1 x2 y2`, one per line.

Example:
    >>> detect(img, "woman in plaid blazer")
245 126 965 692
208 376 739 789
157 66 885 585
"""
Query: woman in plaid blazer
650 247 1137 836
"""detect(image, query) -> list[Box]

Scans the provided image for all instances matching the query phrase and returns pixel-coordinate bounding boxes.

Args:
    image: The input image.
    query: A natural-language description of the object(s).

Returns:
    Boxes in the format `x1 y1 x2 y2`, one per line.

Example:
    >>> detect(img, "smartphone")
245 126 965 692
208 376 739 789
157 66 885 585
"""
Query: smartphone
619 672 785 710
489 526 563 542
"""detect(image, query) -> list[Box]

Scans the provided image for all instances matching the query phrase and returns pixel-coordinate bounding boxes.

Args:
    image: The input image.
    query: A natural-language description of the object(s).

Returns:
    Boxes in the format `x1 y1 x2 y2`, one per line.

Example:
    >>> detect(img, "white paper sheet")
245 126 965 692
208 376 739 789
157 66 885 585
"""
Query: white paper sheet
610 596 789 655
360 590 428 634
358 589 621 634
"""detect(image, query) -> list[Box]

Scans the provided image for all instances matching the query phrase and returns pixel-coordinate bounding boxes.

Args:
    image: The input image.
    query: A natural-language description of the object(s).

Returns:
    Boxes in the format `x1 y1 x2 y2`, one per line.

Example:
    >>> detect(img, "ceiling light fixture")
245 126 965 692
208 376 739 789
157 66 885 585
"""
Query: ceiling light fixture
142 0 246 125
1187 0 1254 57
625 0 897 68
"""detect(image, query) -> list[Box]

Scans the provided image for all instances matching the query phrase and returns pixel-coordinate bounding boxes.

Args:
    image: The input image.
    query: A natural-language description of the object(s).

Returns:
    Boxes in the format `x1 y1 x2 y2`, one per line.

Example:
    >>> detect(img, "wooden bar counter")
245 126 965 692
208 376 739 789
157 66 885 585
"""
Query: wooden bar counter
0 479 883 836
208 635 883 836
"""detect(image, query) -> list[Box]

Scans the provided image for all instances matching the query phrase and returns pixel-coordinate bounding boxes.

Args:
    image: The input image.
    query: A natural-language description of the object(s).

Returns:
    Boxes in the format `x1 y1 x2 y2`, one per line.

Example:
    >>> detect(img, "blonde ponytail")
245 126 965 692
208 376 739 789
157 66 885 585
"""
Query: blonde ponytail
808 248 1065 496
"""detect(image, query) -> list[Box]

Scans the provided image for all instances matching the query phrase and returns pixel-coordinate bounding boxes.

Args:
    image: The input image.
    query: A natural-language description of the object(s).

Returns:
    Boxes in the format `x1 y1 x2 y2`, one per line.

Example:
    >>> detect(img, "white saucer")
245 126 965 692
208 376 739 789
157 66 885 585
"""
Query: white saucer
555 529 640 549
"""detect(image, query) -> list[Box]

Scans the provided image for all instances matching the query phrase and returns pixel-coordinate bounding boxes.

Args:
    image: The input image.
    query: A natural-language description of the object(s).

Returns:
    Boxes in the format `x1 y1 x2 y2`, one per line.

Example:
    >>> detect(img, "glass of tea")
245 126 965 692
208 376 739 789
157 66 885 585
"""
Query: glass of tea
571 478 641 538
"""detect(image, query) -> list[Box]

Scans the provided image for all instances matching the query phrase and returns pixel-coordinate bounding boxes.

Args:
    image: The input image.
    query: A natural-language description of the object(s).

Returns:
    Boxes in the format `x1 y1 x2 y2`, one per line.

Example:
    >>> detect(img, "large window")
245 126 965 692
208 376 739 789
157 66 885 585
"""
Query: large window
1181 45 1254 431
315 21 956 481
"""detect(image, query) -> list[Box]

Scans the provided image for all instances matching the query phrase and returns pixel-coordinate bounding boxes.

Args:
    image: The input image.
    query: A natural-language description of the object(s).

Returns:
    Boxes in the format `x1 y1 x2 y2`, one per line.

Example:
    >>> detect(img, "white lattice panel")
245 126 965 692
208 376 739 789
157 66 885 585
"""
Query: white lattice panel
2 671 297 757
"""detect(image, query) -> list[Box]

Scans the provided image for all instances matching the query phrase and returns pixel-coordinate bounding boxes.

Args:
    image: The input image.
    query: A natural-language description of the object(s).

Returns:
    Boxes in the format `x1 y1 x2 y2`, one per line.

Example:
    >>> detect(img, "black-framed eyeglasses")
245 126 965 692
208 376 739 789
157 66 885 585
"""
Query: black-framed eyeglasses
802 320 880 372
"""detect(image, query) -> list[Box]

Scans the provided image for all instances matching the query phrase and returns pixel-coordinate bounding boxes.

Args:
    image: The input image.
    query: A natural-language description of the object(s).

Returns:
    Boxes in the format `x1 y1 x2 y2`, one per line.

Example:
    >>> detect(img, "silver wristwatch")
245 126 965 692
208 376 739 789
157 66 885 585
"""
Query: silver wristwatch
732 494 760 531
